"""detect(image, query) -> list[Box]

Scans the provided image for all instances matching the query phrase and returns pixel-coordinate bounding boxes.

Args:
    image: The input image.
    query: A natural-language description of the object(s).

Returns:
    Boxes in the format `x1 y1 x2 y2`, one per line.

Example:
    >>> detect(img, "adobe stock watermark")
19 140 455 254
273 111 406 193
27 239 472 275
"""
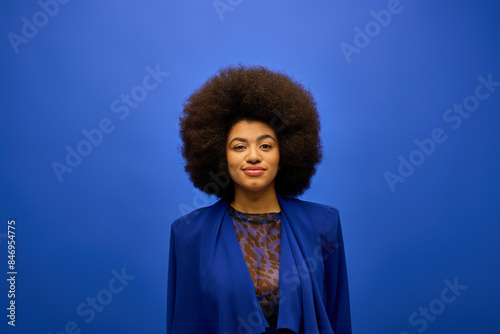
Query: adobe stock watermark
213 0 243 21
339 0 416 64
176 170 231 229
270 107 295 133
7 0 71 54
48 266 135 334
51 64 169 182
384 73 499 192
398 277 467 334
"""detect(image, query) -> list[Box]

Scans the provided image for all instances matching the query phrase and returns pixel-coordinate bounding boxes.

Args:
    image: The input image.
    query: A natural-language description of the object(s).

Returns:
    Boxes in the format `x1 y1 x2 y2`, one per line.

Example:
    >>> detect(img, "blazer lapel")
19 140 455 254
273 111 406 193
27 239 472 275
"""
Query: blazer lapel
202 200 269 334
276 195 330 333
200 196 333 334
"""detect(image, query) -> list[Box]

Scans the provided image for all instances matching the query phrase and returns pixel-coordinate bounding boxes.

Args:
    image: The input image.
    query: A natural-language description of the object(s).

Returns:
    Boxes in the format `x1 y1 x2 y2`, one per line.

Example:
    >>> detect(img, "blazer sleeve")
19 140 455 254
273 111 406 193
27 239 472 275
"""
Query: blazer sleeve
323 208 352 334
166 225 176 334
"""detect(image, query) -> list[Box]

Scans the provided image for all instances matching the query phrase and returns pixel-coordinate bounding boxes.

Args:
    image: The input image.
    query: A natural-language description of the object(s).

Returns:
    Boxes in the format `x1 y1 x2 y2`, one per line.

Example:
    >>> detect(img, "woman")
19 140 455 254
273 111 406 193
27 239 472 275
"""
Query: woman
167 65 351 334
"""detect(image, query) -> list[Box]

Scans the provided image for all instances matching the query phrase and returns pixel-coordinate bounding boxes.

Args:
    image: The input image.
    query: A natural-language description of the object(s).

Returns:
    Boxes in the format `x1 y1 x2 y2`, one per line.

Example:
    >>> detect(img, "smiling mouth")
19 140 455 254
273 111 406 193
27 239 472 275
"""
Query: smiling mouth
243 168 265 176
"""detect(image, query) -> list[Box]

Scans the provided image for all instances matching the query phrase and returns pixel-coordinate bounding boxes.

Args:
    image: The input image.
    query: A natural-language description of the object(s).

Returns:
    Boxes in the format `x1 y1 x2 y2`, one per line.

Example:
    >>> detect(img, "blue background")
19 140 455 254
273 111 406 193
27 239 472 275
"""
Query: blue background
2 0 499 333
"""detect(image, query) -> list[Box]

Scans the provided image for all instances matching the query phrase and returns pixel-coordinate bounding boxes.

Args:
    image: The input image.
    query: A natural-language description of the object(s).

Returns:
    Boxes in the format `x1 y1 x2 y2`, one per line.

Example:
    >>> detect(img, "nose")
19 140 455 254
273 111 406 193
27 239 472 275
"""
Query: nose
246 145 261 163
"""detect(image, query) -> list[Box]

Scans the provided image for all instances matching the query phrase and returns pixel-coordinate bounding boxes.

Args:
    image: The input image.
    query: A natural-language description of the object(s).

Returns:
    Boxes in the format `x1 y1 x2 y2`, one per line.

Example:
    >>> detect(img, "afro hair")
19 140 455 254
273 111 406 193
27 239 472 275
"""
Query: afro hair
179 64 323 201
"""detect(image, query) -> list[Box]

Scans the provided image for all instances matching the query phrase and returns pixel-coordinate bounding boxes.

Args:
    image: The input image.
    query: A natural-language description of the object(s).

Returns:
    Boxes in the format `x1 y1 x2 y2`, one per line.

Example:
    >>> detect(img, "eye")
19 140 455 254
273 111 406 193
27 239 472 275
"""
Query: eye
260 144 272 150
233 145 245 151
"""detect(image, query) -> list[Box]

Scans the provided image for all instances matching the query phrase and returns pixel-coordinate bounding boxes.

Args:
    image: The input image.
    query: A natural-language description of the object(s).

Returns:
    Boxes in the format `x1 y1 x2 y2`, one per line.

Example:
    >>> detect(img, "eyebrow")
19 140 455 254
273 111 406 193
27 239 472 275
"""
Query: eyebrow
228 134 277 146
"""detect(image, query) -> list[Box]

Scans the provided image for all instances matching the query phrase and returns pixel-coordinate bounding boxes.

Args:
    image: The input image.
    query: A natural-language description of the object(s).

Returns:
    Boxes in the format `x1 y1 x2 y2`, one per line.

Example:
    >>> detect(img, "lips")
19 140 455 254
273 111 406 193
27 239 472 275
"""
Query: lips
243 167 265 176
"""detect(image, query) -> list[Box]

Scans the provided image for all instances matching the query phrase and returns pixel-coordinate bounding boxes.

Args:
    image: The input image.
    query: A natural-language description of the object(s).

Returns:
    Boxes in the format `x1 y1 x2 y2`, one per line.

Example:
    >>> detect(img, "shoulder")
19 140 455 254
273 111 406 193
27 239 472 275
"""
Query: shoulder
282 196 339 218
171 199 228 237
282 196 341 236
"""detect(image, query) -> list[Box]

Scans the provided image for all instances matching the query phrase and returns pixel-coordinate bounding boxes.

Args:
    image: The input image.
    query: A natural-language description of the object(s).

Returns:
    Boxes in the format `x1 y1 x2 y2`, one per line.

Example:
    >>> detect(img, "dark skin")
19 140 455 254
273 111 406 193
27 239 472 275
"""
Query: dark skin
180 64 323 201
226 120 281 213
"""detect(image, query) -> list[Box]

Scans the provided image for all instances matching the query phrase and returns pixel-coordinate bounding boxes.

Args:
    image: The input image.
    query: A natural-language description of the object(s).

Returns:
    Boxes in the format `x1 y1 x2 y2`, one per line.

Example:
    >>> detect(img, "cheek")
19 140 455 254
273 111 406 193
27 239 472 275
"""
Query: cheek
226 155 241 175
271 153 280 168
226 154 237 168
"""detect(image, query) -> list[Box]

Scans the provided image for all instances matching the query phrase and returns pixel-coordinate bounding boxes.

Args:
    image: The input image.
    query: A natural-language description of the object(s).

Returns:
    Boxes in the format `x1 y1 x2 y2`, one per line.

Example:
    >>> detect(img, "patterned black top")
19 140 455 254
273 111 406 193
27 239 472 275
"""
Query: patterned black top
228 206 282 329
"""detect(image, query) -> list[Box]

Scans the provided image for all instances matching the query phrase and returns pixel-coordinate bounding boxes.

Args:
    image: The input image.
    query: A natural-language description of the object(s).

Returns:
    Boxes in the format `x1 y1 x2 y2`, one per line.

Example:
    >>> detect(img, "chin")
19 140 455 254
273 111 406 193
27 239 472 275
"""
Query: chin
241 183 274 194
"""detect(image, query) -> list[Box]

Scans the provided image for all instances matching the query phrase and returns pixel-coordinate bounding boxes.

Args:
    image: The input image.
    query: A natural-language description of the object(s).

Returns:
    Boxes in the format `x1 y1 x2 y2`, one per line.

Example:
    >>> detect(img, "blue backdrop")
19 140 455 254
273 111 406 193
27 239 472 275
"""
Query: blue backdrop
2 1 499 333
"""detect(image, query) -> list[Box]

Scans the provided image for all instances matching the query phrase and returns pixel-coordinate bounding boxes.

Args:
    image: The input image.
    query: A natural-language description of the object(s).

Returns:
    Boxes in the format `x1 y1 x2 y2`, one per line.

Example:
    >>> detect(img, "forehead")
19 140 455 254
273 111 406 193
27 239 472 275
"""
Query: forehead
227 120 276 138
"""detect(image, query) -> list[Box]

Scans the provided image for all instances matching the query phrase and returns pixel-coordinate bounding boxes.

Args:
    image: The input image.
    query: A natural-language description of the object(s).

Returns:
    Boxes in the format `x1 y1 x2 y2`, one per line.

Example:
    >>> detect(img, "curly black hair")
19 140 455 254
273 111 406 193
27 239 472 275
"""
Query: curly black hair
179 64 323 202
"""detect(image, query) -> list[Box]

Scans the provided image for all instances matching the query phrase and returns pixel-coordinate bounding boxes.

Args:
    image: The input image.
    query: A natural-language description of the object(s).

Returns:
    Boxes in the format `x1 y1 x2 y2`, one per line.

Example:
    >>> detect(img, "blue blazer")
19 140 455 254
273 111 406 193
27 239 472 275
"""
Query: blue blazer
167 194 352 334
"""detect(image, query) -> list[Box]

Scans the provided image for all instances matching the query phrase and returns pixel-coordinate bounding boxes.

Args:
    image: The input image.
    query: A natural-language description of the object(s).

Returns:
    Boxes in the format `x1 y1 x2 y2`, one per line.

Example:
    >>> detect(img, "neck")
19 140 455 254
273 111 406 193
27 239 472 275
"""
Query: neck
231 186 281 213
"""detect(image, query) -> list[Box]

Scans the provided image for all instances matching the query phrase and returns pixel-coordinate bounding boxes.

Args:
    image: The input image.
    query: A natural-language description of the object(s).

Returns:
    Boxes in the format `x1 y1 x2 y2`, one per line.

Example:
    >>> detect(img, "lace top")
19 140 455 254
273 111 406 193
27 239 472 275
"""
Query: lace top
228 206 282 328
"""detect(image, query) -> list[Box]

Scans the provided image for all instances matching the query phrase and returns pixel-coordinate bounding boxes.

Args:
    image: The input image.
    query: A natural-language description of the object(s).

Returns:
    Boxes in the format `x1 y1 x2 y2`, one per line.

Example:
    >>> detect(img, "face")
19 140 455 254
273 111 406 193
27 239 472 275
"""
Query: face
226 120 280 196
